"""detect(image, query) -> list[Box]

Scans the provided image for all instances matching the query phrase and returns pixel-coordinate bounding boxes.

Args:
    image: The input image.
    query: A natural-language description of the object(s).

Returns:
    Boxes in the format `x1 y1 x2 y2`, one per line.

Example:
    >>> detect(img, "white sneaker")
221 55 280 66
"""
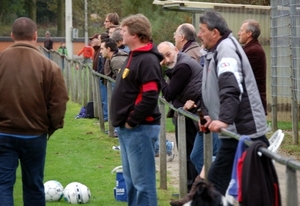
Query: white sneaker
167 142 175 162
112 145 121 151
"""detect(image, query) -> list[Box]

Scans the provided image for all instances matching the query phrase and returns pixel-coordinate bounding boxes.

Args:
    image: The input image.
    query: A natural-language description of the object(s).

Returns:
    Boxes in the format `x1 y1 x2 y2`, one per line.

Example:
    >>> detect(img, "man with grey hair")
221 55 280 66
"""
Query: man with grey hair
174 23 201 62
44 31 53 58
44 31 53 51
197 11 269 196
238 19 267 115
157 41 202 194
110 28 130 53
171 11 270 206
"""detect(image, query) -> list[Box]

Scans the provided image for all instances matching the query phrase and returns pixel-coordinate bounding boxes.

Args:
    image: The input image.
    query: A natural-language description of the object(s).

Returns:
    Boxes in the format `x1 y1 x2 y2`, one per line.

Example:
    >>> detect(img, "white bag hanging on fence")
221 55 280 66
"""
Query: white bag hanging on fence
111 166 127 202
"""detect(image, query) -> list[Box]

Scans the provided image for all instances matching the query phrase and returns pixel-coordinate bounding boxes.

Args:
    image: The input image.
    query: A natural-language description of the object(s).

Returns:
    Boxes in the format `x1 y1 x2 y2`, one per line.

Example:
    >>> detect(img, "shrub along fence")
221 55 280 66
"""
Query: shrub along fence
44 47 300 205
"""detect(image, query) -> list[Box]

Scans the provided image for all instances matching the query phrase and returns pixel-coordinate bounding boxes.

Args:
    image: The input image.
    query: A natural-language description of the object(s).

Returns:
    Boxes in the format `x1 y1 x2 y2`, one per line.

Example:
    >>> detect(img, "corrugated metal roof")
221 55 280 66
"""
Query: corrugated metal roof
153 0 270 11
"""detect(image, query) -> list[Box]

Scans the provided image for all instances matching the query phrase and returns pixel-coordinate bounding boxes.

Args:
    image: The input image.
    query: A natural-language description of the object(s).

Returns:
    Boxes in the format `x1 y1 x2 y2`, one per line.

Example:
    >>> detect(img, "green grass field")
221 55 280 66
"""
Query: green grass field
12 101 299 205
12 101 175 206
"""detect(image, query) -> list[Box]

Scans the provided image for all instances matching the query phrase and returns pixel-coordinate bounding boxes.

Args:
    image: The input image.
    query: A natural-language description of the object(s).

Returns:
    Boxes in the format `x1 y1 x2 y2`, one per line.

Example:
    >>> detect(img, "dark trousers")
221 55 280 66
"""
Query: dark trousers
173 116 198 191
0 134 47 206
208 135 269 195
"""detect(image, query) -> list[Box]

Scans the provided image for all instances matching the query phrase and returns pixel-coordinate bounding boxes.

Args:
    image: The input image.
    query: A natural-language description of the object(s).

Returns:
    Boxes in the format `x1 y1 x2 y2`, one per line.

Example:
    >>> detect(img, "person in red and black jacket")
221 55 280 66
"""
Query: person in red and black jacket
110 14 163 206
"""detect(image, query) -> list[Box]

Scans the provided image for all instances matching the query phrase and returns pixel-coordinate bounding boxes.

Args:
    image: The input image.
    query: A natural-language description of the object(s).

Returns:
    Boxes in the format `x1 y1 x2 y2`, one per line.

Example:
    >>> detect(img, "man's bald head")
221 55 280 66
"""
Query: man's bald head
11 17 37 41
174 23 197 50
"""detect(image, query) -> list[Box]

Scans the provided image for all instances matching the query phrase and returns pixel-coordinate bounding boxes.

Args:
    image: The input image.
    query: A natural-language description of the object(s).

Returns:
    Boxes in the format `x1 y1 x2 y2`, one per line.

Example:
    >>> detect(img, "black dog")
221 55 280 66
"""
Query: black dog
185 181 232 206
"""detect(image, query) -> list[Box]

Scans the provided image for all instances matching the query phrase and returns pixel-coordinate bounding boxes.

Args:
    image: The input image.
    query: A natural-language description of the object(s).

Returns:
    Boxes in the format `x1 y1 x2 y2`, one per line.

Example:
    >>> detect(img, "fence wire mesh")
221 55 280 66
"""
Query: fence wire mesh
271 0 299 142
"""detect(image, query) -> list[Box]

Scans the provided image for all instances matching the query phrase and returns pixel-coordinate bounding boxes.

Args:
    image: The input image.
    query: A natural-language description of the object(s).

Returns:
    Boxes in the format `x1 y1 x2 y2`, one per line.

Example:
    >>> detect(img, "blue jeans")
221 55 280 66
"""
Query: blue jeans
190 132 221 173
117 124 160 206
99 80 108 121
0 134 47 206
155 139 173 155
83 58 91 64
45 51 50 59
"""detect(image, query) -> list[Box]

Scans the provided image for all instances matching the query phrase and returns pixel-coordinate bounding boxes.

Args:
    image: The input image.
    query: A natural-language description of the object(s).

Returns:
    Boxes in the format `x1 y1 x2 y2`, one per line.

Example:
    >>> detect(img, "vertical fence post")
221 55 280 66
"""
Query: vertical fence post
107 81 114 137
203 132 213 180
177 113 187 198
159 100 167 190
289 0 299 144
88 65 93 102
82 66 88 106
270 0 278 131
286 163 298 205
93 74 99 118
65 61 70 95
96 76 105 132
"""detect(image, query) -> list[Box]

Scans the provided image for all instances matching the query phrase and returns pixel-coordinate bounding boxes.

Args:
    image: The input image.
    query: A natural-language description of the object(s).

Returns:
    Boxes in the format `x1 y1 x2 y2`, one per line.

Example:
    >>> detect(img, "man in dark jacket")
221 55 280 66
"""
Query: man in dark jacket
43 31 53 58
90 32 109 121
158 41 203 192
0 17 68 206
238 19 267 115
110 14 163 206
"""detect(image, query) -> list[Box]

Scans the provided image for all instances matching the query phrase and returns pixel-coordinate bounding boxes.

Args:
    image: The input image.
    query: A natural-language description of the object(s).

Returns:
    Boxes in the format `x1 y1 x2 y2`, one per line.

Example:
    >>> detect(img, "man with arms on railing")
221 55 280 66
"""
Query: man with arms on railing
110 14 163 206
157 41 202 193
0 17 68 206
198 11 269 196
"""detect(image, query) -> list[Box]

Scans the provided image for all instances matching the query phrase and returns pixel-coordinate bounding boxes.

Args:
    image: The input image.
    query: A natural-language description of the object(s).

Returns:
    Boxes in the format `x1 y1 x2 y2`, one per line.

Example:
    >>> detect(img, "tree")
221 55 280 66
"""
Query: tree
57 0 64 36
121 0 192 44
25 0 37 22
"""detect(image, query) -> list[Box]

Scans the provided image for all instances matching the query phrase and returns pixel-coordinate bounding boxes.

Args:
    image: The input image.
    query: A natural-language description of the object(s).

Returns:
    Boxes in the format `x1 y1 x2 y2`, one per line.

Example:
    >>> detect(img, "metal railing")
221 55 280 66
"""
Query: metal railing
44 47 300 206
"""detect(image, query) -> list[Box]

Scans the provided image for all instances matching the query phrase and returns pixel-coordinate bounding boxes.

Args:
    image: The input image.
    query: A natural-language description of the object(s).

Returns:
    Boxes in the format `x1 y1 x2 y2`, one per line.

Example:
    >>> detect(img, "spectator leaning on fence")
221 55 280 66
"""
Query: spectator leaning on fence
44 30 53 58
157 41 202 192
44 30 53 50
57 42 68 57
174 22 221 186
110 14 163 206
57 42 68 69
0 17 68 206
94 32 109 122
198 11 269 196
77 43 94 64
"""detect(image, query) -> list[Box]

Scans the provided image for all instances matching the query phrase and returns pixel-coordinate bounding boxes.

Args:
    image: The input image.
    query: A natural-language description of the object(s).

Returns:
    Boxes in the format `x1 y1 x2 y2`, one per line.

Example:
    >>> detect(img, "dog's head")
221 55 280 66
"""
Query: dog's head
190 181 226 206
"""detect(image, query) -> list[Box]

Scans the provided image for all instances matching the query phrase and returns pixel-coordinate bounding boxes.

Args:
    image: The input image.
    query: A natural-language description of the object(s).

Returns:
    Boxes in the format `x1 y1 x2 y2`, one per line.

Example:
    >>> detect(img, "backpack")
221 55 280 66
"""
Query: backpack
85 101 94 118
75 101 94 119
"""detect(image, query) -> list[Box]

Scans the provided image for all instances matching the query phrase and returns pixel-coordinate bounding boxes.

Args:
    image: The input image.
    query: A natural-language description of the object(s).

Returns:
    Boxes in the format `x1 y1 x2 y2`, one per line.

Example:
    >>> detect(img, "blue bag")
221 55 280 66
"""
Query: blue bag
111 166 127 202
75 106 87 119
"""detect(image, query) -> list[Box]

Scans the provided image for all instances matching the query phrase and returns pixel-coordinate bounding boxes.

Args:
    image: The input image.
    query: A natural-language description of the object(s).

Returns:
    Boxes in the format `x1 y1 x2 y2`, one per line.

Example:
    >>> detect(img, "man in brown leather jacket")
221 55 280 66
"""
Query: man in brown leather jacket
0 17 68 206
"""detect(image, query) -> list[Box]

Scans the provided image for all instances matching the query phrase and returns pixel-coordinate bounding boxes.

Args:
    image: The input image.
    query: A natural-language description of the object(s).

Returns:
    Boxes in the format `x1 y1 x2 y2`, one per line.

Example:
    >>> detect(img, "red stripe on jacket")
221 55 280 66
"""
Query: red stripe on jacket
134 81 158 122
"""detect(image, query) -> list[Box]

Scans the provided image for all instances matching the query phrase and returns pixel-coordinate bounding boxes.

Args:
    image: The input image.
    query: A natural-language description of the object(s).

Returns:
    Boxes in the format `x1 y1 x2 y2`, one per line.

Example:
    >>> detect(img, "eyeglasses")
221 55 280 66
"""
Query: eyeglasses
173 32 181 36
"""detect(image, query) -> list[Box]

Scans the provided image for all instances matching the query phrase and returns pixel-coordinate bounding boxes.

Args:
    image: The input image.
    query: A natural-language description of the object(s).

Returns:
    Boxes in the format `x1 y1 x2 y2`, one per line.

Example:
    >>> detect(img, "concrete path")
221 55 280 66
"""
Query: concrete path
155 133 300 206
